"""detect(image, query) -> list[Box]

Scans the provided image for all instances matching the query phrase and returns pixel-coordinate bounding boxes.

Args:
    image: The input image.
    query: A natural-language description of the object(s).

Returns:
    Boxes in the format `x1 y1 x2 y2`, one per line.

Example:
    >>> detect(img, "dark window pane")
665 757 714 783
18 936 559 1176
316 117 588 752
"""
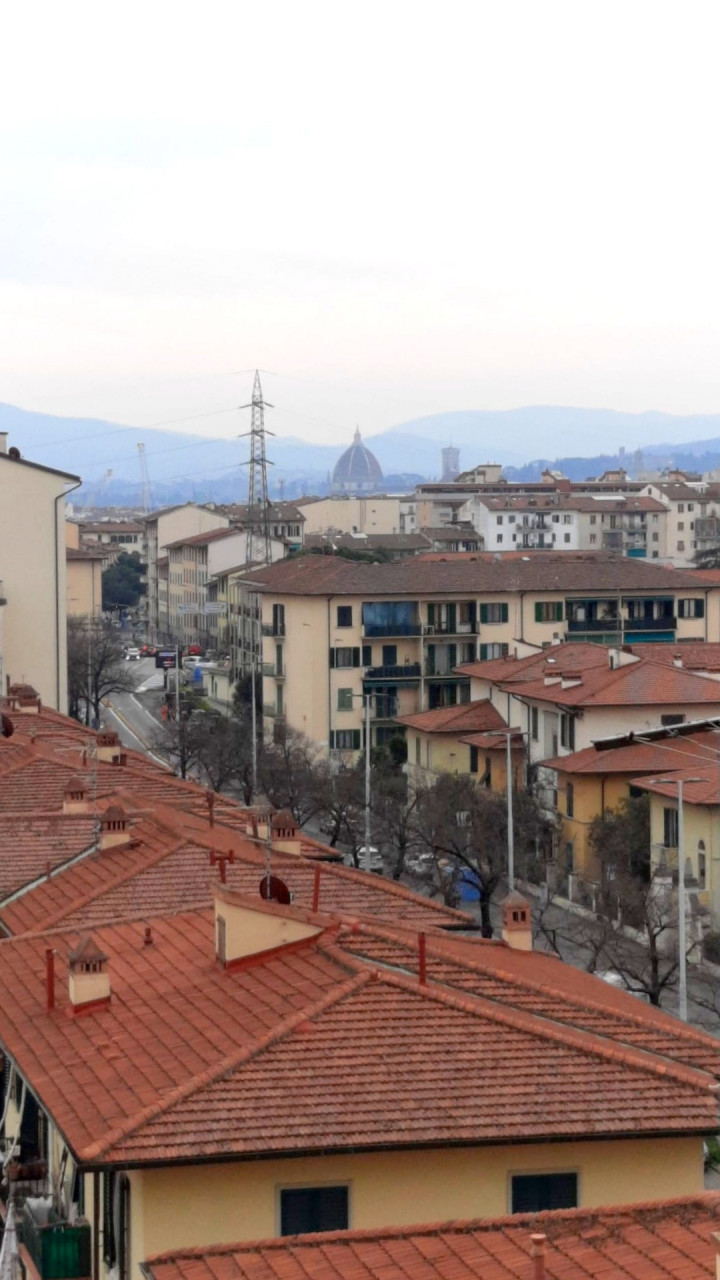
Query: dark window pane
281 1186 349 1236
511 1173 577 1214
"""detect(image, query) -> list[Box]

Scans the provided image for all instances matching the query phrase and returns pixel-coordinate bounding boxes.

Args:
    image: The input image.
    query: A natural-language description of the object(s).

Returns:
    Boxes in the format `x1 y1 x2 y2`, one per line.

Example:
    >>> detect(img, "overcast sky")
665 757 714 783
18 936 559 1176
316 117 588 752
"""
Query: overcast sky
1 0 719 446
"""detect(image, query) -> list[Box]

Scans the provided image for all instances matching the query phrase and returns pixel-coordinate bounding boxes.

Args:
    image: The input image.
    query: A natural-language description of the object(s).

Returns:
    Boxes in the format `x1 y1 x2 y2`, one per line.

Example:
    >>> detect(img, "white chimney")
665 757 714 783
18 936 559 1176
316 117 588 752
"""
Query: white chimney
68 936 111 1012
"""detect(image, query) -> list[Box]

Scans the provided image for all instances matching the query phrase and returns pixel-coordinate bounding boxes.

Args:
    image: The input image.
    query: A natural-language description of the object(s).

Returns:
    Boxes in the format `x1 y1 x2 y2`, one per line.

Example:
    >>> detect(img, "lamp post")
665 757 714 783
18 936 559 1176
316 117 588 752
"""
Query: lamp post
649 774 704 1023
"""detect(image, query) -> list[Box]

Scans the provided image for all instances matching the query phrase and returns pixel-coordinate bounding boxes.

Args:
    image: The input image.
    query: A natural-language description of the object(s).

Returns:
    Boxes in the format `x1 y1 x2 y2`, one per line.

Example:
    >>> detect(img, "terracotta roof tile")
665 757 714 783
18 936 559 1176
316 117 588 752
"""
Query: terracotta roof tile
144 1194 720 1280
500 659 720 708
395 700 507 734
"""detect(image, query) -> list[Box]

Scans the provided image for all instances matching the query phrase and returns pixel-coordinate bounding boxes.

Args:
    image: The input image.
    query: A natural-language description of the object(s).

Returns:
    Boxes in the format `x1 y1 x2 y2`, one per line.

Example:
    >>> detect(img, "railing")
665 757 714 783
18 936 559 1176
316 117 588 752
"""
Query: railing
363 622 422 637
365 663 421 680
423 621 478 635
20 1208 92 1280
262 663 284 677
261 623 285 637
566 617 620 632
624 615 677 631
262 703 278 717
425 665 462 678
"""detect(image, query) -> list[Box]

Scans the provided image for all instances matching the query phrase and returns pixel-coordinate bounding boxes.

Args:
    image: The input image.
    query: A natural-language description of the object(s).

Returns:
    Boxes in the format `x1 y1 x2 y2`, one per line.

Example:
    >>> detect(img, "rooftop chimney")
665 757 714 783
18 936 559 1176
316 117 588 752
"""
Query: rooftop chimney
271 809 302 854
7 683 41 714
96 730 122 763
213 886 322 969
501 891 533 951
63 775 90 815
68 936 111 1012
531 1233 547 1280
99 804 130 850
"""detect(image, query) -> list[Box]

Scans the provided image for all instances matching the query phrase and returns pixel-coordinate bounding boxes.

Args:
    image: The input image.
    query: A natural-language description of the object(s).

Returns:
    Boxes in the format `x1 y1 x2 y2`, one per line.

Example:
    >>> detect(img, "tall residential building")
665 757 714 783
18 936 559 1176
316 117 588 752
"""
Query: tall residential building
0 437 80 709
236 554 720 754
142 503 230 643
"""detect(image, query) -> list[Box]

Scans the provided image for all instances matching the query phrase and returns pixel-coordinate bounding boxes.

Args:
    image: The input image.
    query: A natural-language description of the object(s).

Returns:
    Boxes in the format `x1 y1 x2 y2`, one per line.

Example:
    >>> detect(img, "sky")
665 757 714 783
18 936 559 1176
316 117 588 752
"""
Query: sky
1 0 720 447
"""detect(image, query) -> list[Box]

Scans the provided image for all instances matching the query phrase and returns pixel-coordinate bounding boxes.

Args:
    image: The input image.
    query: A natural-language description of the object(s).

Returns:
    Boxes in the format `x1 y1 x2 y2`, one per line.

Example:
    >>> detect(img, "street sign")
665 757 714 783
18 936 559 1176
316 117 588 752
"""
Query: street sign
203 602 228 615
177 605 197 614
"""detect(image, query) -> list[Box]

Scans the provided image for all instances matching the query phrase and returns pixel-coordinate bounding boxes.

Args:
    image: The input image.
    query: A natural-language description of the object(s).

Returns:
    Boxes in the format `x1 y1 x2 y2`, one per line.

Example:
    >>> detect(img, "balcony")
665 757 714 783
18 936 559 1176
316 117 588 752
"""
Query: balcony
363 622 421 638
262 663 285 678
424 620 478 636
261 622 285 637
365 663 421 681
262 703 279 718
20 1205 91 1280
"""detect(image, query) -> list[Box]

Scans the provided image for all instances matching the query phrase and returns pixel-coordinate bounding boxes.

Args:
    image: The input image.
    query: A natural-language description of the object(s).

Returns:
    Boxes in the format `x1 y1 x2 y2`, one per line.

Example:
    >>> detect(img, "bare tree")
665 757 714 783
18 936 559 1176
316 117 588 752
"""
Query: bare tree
194 710 258 802
259 728 323 825
415 774 555 936
67 618 136 725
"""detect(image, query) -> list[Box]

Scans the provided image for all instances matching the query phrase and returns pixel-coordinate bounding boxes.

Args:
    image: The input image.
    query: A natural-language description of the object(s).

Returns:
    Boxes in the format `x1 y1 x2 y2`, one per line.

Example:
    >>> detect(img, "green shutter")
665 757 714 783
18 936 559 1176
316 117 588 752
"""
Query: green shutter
447 604 456 633
480 604 488 625
352 647 361 667
353 730 361 750
428 604 436 626
449 644 457 667
554 602 563 621
329 731 335 748
480 644 488 660
501 603 509 623
329 649 336 668
362 644 372 666
501 644 509 657
534 602 543 622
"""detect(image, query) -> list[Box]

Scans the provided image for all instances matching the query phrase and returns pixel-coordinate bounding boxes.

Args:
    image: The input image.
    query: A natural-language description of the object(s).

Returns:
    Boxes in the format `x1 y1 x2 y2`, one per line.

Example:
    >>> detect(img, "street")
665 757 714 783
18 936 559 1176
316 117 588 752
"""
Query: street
101 656 166 758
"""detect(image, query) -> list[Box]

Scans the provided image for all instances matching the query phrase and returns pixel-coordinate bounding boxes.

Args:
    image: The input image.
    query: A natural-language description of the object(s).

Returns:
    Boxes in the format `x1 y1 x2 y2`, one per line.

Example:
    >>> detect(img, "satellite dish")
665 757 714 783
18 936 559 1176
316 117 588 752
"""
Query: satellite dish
1 715 14 738
259 874 292 905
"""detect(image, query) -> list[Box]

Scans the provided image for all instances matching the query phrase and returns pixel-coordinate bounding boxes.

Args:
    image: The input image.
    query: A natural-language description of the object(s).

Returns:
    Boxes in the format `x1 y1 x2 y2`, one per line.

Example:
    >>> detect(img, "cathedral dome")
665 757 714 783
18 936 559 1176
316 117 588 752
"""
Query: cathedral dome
331 428 384 494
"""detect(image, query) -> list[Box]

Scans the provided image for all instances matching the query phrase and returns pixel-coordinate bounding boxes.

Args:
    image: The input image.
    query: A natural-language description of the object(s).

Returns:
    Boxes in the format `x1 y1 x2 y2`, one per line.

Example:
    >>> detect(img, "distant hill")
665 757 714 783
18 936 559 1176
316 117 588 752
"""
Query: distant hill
5 399 720 506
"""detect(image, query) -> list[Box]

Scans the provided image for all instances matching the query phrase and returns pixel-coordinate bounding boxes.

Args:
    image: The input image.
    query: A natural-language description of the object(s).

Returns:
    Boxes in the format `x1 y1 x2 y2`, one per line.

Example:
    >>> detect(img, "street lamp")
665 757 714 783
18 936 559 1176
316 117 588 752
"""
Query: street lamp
347 690 396 875
648 774 705 1022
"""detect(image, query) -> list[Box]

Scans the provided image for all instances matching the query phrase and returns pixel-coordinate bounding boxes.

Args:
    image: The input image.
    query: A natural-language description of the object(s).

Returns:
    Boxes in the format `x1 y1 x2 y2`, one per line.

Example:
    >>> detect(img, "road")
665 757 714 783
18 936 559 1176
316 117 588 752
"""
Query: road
101 658 167 759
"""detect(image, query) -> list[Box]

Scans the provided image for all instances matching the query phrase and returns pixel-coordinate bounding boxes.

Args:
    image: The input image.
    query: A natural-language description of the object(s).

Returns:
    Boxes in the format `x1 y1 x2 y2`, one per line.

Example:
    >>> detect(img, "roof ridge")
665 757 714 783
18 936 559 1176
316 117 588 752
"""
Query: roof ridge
16 836 187 933
83 968 372 1162
146 1191 720 1261
342 926 719 1051
368 966 719 1094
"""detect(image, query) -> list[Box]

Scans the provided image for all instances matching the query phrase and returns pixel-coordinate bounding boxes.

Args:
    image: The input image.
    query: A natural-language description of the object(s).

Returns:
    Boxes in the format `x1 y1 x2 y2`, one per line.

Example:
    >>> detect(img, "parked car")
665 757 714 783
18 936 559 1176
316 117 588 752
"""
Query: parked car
124 647 141 661
187 644 203 656
348 847 383 875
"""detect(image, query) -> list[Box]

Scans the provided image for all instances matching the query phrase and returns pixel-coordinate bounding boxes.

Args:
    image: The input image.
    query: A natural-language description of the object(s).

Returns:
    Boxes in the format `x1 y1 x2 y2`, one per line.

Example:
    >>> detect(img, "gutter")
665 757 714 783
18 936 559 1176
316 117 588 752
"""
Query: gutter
56 480 83 710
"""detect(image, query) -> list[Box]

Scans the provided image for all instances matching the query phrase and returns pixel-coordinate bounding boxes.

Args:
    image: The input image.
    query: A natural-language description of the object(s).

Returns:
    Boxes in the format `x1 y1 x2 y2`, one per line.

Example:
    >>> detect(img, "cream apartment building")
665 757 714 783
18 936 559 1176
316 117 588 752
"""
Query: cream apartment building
236 554 720 754
297 495 418 536
640 480 720 568
167 528 286 650
143 503 230 642
65 522 106 618
0 440 80 710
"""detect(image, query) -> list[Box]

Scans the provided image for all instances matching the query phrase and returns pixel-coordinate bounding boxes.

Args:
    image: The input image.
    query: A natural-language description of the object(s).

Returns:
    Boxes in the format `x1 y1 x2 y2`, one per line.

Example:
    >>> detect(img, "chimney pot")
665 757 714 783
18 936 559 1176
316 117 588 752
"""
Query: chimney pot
143 926 153 947
531 1232 547 1280
501 891 533 951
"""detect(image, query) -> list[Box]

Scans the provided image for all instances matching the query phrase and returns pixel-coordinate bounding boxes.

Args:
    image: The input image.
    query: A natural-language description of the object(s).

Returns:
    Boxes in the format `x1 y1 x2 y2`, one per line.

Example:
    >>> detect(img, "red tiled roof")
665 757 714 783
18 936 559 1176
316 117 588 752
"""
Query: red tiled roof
629 642 720 671
457 642 612 683
500 659 720 708
395 699 507 734
0 805 471 936
0 814 96 896
633 767 720 806
542 728 720 776
145 1194 720 1280
165 528 236 550
0 900 716 1167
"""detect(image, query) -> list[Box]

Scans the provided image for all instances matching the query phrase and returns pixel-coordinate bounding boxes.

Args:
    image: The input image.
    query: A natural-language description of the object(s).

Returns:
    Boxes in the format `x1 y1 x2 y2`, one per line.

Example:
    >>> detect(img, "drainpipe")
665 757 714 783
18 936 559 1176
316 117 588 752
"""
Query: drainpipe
327 598 332 747
56 481 82 711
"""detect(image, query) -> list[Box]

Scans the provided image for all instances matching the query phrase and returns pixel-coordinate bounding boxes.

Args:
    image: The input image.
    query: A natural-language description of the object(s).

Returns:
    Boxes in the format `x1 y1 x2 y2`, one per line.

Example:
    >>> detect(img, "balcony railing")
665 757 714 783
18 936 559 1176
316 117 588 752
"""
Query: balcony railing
423 621 478 636
20 1205 92 1280
261 622 285 637
262 663 285 678
363 622 421 637
624 615 677 631
566 617 620 632
365 663 421 681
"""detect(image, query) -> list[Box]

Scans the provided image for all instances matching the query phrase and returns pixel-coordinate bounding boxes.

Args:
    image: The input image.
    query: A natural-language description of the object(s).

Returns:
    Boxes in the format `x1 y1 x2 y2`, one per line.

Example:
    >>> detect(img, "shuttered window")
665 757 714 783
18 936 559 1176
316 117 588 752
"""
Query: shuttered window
511 1172 577 1213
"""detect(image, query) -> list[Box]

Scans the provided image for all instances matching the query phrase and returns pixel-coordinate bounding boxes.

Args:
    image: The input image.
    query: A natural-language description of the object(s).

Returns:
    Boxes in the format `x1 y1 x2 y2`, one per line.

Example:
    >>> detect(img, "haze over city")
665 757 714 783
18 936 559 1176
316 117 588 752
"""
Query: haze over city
2 0 720 454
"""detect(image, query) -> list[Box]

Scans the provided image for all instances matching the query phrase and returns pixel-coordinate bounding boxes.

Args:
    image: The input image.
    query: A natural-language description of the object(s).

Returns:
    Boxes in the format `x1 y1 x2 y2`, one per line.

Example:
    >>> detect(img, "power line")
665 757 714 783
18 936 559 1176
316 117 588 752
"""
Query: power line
28 406 240 451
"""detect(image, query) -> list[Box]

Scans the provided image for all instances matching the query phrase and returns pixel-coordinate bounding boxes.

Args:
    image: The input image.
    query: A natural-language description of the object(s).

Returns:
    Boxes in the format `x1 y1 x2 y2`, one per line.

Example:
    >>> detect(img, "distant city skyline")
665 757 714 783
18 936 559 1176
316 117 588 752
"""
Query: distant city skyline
2 2 719 447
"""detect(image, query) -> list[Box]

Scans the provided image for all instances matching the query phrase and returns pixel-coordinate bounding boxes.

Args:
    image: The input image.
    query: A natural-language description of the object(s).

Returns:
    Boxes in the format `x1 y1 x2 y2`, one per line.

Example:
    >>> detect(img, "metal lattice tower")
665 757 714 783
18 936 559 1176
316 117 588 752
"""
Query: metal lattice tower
240 370 274 566
137 443 153 514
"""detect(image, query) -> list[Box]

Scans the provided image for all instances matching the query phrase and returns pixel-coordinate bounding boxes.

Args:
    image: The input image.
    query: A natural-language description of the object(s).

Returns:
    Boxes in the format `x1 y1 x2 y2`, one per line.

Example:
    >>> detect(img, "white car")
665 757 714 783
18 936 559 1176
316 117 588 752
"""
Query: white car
124 647 141 661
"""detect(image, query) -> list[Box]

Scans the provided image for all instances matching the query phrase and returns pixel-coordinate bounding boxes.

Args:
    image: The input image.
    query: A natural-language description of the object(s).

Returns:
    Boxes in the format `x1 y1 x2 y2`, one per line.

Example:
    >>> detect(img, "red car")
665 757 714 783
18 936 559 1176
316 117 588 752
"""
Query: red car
187 644 203 656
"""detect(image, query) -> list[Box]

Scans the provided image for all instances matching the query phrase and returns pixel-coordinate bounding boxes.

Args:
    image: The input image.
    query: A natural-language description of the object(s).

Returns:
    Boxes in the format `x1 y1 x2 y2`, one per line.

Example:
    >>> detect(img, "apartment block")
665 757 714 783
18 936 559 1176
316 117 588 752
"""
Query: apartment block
142 503 230 642
0 439 80 709
236 554 720 755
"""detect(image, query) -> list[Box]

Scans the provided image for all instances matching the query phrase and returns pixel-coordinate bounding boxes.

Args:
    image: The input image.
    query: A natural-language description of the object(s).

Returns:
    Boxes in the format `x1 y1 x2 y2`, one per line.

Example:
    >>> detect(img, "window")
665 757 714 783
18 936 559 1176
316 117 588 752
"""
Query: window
337 606 353 628
663 807 679 848
480 603 509 624
362 644 372 666
562 515 572 525
551 513 560 523
678 503 684 512
660 713 685 726
679 598 705 618
276 684 283 715
272 603 285 636
677 541 685 552
330 647 361 668
103 1172 131 1278
479 643 509 660
497 515 503 524
280 1186 349 1236
330 730 361 751
415 736 421 765
688 503 694 511
699 844 707 891
497 535 503 543
337 688 354 711
531 706 539 741
589 515 596 525
508 514 516 523
566 783 574 817
677 521 684 531
511 1173 577 1214
564 533 571 543
589 534 597 544
469 745 479 774
382 645 397 665
534 602 564 623
560 714 575 750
